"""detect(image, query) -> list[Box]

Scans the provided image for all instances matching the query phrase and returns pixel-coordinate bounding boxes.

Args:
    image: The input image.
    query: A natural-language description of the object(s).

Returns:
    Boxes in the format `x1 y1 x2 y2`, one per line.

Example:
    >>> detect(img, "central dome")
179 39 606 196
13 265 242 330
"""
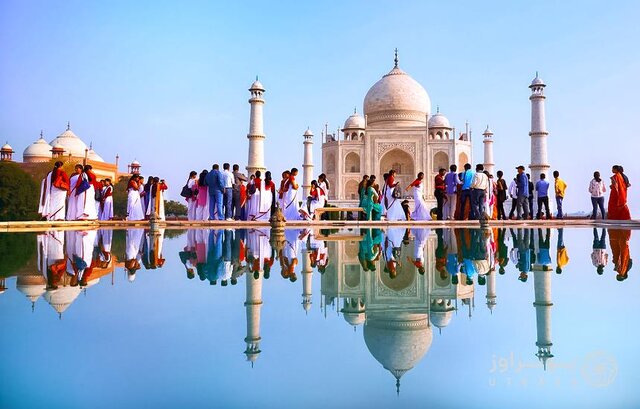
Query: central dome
48 126 89 158
363 66 431 127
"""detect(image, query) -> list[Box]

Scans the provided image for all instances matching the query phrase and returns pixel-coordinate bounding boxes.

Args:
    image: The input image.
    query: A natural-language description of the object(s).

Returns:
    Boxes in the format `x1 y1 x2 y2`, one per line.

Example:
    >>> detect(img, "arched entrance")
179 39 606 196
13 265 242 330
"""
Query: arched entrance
380 149 415 190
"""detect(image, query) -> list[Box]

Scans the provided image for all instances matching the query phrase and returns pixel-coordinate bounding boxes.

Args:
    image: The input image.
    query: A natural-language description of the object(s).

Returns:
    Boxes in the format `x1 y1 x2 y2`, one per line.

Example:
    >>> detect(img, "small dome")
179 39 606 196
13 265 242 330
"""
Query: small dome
428 112 451 129
343 112 365 130
48 125 89 158
303 128 314 137
483 125 493 136
363 66 431 127
249 79 265 91
23 136 54 162
430 310 454 329
43 286 81 314
16 275 47 302
343 312 366 326
131 160 140 166
1 142 13 151
530 74 545 87
87 148 104 162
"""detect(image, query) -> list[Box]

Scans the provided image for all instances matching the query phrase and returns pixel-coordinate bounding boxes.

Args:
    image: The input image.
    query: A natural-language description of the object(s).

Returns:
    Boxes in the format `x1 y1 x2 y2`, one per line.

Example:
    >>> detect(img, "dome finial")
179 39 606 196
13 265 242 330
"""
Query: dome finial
394 48 399 68
354 107 357 114
535 70 539 78
40 130 44 139
66 121 70 131
256 75 259 81
396 378 401 396
436 105 440 114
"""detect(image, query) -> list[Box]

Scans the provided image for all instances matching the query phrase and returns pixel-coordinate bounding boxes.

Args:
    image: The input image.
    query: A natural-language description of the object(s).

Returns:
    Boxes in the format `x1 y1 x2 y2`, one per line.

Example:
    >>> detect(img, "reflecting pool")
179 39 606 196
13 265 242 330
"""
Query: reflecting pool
0 227 638 408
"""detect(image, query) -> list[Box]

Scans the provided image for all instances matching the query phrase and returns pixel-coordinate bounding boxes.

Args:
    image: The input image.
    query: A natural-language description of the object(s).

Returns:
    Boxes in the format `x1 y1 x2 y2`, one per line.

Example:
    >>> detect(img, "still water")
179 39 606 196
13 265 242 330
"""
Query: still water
0 226 637 408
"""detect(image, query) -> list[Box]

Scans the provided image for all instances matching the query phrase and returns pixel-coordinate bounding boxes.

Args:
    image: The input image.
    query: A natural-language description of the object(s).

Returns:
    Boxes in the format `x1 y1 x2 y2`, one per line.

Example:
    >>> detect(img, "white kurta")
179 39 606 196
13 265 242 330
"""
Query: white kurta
283 185 301 221
127 187 145 221
99 186 113 220
75 175 98 220
410 181 431 221
256 183 272 221
66 174 81 220
385 184 405 221
39 172 66 220
246 181 261 221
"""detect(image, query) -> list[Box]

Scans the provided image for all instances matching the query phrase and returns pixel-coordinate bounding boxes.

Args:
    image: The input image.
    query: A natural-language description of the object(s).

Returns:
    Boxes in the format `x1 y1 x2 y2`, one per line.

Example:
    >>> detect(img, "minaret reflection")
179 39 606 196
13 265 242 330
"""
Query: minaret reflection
244 228 271 366
532 228 554 369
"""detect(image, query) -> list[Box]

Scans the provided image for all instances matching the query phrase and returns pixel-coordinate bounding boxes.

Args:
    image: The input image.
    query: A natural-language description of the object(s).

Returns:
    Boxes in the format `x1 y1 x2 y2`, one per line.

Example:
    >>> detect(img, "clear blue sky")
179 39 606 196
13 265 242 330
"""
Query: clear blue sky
1 0 638 214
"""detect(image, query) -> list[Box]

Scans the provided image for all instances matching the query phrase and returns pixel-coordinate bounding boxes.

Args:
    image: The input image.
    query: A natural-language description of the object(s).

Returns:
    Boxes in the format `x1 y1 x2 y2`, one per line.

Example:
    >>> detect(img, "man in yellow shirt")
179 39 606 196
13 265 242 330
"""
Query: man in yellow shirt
553 170 567 219
556 228 569 274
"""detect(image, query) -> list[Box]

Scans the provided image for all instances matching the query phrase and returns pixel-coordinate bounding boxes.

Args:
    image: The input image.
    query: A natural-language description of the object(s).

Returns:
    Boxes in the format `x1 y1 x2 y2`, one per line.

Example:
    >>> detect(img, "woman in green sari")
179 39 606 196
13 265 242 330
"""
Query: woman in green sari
362 179 383 221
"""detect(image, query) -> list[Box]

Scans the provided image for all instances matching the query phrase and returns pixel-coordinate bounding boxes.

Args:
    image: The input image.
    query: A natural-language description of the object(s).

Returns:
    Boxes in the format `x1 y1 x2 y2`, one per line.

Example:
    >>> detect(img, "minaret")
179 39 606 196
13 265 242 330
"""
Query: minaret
301 249 313 313
302 128 314 199
486 270 496 313
528 73 549 184
244 274 263 366
247 77 266 176
482 126 494 175
533 268 553 370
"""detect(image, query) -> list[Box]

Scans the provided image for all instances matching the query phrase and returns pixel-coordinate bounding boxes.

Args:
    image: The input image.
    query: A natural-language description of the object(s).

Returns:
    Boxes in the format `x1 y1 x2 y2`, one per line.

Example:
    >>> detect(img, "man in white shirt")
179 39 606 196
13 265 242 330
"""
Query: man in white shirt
471 164 490 220
507 177 518 219
222 163 235 221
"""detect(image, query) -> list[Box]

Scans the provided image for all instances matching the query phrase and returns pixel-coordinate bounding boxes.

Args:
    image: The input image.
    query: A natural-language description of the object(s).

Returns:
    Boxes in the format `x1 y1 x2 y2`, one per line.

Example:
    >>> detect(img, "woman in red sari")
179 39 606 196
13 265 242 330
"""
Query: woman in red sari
608 166 631 220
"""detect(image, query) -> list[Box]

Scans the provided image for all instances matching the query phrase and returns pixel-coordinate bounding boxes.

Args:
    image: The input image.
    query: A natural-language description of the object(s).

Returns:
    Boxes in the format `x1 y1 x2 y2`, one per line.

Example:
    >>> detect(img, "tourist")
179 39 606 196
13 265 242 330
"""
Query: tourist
384 169 405 221
246 171 261 221
459 163 475 220
588 171 607 220
183 171 198 220
222 163 234 221
143 176 153 217
609 228 632 281
471 164 489 220
527 174 534 220
556 228 569 274
71 165 98 220
406 172 431 221
434 168 446 220
591 228 608 275
317 173 330 207
137 176 146 219
126 174 145 221
205 164 224 221
362 178 382 221
39 161 69 221
535 173 551 220
358 175 369 219
486 172 496 220
147 177 168 220
283 168 301 221
66 164 83 220
277 170 290 210
99 178 113 220
401 199 411 221
262 171 276 217
380 173 389 214
607 165 631 220
195 170 209 220
515 166 530 220
306 180 325 220
507 177 518 219
553 170 567 219
495 171 508 220
443 165 460 220
232 164 248 220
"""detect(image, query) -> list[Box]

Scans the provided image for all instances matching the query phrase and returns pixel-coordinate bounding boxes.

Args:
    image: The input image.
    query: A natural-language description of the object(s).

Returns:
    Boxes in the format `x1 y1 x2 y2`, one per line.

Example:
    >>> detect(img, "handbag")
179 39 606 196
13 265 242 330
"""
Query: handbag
180 184 193 198
95 188 103 202
76 179 91 196
392 185 402 199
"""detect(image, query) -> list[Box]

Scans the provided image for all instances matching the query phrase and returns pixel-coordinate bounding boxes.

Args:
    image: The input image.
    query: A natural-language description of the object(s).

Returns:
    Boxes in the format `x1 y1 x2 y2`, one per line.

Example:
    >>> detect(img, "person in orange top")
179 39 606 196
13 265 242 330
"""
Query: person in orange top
608 165 631 220
609 229 632 281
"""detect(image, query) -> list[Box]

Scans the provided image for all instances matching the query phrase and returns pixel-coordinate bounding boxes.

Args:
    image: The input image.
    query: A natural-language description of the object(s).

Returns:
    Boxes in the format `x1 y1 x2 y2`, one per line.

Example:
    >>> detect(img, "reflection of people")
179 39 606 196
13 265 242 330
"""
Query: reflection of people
556 228 569 274
410 228 430 275
459 229 477 285
496 228 509 274
445 229 460 283
536 229 552 270
591 228 608 275
125 228 144 281
280 229 300 282
511 228 530 282
609 229 632 281
384 228 405 278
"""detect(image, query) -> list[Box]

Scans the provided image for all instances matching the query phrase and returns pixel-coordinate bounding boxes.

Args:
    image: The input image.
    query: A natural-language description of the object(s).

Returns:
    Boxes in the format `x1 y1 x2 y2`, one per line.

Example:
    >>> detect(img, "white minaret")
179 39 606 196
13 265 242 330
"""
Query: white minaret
529 73 549 184
533 268 553 370
486 270 496 313
302 128 314 199
482 125 494 175
301 248 313 313
247 77 266 176
244 275 263 366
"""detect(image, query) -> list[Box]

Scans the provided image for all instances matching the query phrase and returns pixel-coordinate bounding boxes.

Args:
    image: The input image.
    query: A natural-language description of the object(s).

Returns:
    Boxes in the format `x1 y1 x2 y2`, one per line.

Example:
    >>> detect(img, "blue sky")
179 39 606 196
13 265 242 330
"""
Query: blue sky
1 0 639 214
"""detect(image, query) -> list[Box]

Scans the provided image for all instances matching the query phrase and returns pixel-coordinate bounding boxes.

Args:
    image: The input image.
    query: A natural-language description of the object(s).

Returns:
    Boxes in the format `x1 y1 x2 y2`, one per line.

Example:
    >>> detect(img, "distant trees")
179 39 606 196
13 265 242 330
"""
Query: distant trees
0 162 39 221
165 200 187 217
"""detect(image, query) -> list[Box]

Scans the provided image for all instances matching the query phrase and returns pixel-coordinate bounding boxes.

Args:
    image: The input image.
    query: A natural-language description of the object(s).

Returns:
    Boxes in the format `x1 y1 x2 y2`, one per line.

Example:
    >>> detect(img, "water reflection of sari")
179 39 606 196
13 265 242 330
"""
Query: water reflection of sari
609 229 632 281
608 173 631 220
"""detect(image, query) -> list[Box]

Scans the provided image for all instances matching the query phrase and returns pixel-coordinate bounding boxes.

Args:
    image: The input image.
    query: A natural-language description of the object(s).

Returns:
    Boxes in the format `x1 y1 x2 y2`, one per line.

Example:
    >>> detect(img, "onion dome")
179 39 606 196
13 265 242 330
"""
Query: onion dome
1 142 13 152
48 123 89 158
343 111 366 130
483 125 493 137
16 275 47 308
530 72 546 87
303 128 314 137
249 77 265 91
23 132 53 162
43 285 81 317
428 110 451 129
363 56 431 127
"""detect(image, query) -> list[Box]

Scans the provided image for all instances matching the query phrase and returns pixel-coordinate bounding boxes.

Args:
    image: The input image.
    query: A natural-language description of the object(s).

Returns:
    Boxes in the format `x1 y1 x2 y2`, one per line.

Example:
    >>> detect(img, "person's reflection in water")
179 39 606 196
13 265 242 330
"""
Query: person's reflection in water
511 228 531 282
591 228 608 276
496 228 509 275
459 230 477 285
206 230 223 285
220 230 233 286
67 230 97 287
384 228 405 279
44 231 67 290
246 228 270 279
471 229 492 286
432 229 445 278
231 229 246 284
528 228 537 267
280 229 300 282
444 229 460 284
195 229 208 281
358 229 374 271
97 229 112 269
179 230 197 280
609 229 632 281
411 228 430 275
536 228 552 270
125 228 144 282
556 228 569 274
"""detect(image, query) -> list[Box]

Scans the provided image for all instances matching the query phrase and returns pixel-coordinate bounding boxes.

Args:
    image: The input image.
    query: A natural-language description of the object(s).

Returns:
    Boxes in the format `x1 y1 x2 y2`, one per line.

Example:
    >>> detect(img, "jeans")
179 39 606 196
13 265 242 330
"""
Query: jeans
444 193 457 220
460 190 472 220
471 188 486 220
209 190 224 220
435 190 445 220
537 196 551 219
223 188 233 219
497 198 506 220
556 196 564 219
528 196 534 219
591 196 605 219
516 195 529 219
508 198 517 219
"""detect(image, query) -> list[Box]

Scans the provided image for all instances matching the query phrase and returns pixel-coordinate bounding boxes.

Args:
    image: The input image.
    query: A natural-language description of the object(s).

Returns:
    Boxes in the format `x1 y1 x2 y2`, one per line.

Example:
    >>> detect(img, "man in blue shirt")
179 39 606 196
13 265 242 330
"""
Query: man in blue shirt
459 163 475 220
205 164 224 220
515 166 529 220
443 164 461 220
535 173 551 219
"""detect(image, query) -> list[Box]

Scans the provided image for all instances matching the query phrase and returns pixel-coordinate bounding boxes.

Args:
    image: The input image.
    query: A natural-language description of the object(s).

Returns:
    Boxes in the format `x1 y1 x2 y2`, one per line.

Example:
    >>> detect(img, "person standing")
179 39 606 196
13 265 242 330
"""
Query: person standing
261 171 276 219
515 166 530 220
406 172 431 221
434 168 447 220
507 177 518 220
205 164 224 220
143 176 154 217
384 169 405 221
67 164 84 220
553 170 567 219
232 164 248 220
39 161 70 221
459 163 475 220
443 165 460 220
221 163 234 221
535 173 551 220
75 165 98 220
277 170 290 210
588 171 607 219
184 171 198 221
362 179 383 221
317 173 330 206
195 170 209 221
527 174 534 220
99 178 114 220
470 164 489 220
358 175 369 220
608 165 631 220
283 168 301 220
126 175 145 221
495 170 508 220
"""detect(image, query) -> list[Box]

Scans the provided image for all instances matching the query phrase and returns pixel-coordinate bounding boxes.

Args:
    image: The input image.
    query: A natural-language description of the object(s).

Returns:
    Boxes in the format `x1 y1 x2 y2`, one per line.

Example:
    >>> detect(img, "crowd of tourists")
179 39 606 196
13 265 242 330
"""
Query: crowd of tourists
38 161 168 222
181 163 330 222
